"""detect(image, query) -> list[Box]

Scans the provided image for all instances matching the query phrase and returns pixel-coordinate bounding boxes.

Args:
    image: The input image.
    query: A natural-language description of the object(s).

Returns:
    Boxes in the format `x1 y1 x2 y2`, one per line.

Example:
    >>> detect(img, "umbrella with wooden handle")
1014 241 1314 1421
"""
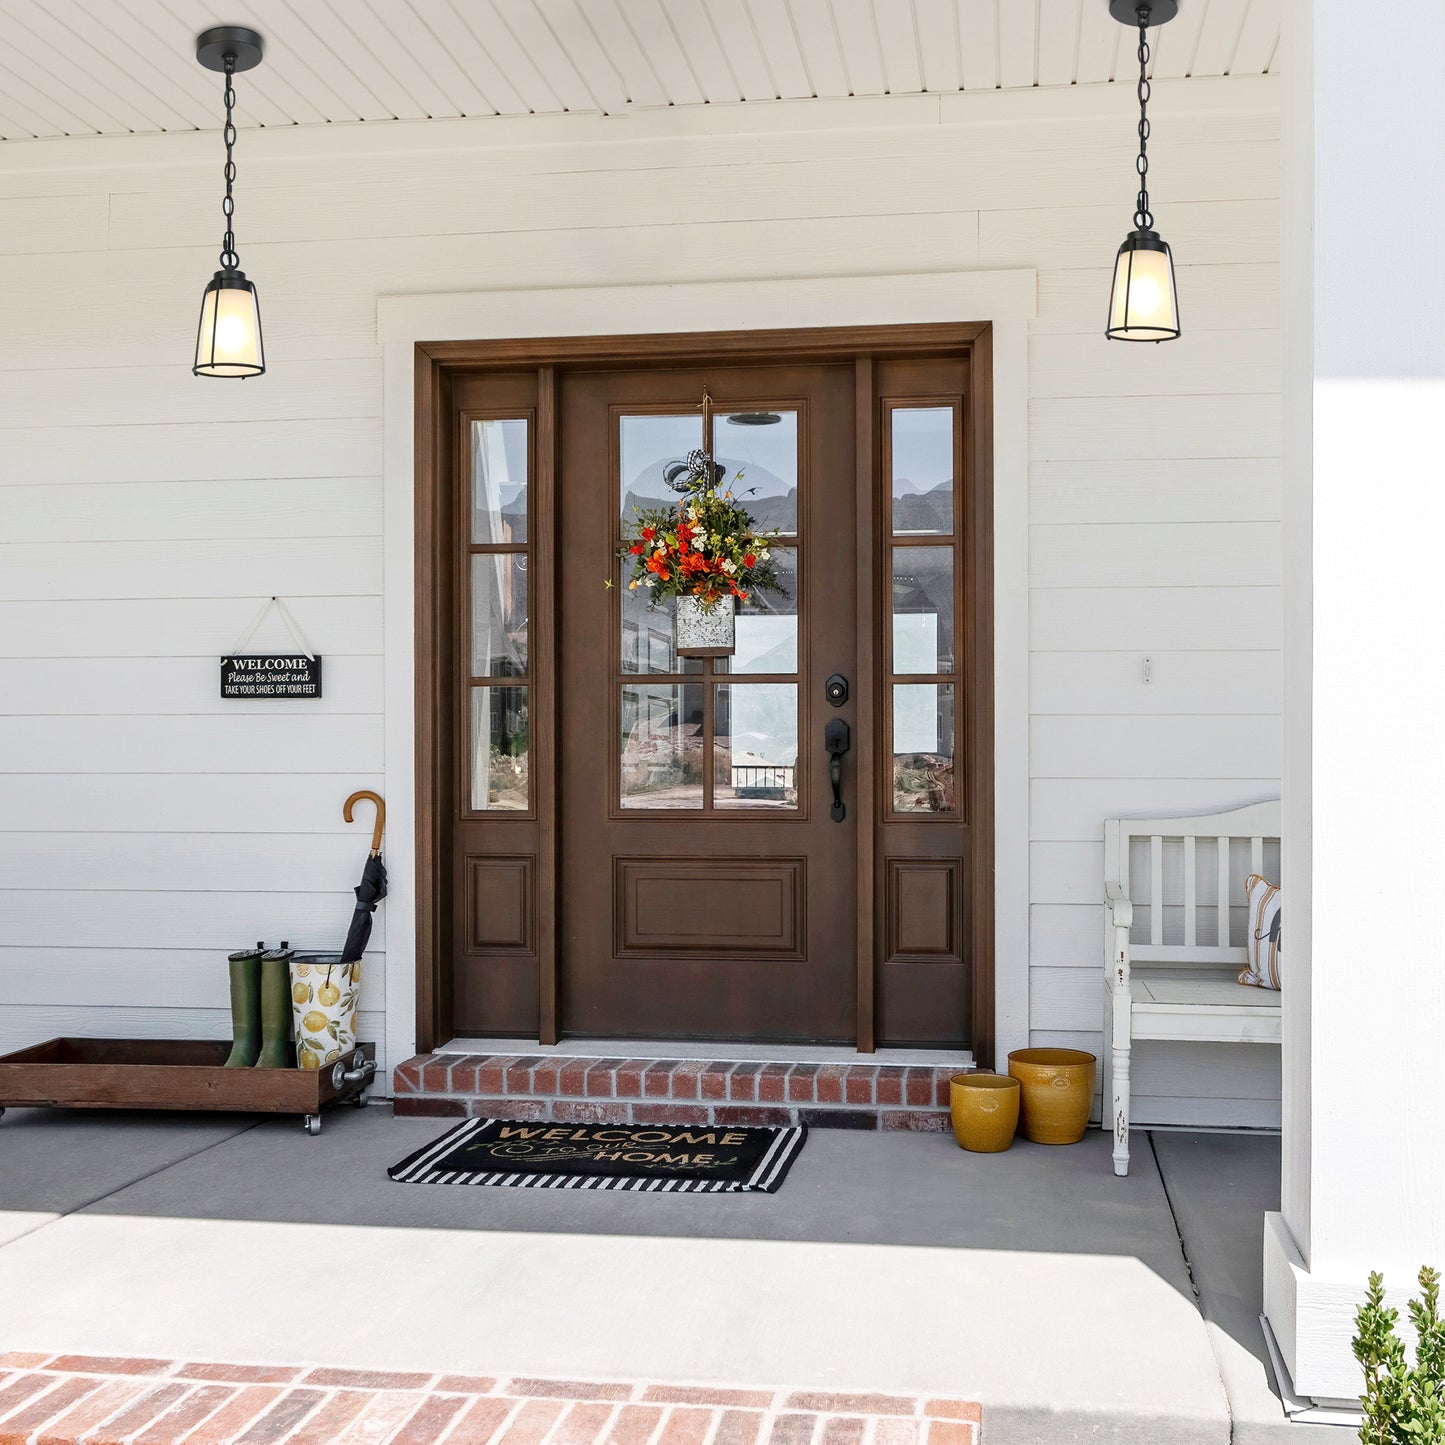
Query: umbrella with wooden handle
340 790 387 967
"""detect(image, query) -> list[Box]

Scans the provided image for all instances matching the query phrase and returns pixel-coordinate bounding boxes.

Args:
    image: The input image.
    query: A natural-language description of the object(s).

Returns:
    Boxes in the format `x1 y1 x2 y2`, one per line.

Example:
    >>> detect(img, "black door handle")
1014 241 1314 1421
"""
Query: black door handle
824 718 850 823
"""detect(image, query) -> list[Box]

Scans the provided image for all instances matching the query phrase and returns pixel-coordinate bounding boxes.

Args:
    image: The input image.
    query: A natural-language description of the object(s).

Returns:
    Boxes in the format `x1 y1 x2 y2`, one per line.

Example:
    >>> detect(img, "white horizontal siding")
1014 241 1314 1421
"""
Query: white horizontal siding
1030 459 1281 524
0 599 382 658
1 952 385 1010
1 891 385 951
1031 652 1281 715
0 716 381 773
0 478 383 543
1031 587 1282 651
0 1007 385 1059
0 658 384 715
2 775 385 833
0 90 1281 1124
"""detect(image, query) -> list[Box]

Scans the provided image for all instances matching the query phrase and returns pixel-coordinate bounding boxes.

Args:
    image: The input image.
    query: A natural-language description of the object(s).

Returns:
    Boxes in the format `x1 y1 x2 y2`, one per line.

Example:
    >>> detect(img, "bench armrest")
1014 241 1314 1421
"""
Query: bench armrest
1104 880 1134 930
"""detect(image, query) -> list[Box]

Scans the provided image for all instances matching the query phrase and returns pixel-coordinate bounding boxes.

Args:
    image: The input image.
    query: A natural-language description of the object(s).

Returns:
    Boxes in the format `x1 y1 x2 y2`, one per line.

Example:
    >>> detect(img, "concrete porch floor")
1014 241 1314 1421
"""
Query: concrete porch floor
0 1107 1349 1445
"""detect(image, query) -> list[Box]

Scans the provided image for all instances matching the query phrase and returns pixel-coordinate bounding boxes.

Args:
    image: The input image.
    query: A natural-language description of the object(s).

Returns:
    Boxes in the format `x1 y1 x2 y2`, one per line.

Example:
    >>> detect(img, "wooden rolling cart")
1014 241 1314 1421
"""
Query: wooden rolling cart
0 1039 377 1136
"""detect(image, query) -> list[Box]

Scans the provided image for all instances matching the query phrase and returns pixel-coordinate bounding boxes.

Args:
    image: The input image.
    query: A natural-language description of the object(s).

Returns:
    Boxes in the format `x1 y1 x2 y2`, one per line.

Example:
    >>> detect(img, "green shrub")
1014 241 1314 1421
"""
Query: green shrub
1353 1266 1445 1444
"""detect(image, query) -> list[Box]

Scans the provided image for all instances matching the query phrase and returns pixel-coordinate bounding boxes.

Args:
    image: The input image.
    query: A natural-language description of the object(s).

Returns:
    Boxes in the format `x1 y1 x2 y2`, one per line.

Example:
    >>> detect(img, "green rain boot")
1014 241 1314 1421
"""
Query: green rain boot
255 943 295 1069
223 945 264 1068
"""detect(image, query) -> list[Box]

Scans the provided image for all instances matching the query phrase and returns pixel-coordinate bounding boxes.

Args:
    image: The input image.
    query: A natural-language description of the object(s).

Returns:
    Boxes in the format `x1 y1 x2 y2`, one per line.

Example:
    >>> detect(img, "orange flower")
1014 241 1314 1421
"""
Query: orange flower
744 553 756 568
641 526 655 541
629 543 644 555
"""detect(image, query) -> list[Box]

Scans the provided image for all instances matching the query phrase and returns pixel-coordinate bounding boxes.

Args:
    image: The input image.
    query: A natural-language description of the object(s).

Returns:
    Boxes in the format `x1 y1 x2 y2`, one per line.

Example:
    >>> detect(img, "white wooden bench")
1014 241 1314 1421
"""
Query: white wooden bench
1103 799 1282 1176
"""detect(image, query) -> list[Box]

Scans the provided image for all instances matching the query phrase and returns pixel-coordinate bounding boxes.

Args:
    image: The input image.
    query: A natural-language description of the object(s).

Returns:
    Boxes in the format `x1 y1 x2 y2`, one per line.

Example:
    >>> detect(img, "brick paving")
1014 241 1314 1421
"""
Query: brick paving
392 1056 959 1132
0 1358 980 1445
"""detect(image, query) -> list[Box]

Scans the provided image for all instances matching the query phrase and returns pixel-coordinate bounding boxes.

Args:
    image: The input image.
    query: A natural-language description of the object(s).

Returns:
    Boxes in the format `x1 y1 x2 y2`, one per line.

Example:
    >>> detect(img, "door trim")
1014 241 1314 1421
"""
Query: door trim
386 270 1036 1080
417 323 995 1061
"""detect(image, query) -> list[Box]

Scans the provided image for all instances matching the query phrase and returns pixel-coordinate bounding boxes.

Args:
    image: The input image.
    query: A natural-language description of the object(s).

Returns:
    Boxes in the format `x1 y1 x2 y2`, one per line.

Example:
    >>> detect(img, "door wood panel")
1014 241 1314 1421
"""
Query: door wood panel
615 857 805 959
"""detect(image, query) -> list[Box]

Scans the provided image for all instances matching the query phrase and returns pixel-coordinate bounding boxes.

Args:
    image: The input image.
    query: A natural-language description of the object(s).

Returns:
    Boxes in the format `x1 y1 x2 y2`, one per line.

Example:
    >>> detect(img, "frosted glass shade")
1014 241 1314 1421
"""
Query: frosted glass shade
1106 231 1180 342
194 270 265 377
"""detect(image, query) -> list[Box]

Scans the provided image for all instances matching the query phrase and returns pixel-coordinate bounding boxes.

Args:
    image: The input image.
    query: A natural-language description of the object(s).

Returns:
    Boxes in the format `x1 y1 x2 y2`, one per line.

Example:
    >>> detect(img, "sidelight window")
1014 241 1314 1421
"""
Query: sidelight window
468 416 530 811
887 404 961 815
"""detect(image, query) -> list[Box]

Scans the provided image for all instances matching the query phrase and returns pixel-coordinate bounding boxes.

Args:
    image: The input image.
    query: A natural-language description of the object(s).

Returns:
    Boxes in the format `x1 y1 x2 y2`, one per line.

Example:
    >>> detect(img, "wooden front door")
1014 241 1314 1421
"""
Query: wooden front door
558 363 857 1041
420 327 992 1058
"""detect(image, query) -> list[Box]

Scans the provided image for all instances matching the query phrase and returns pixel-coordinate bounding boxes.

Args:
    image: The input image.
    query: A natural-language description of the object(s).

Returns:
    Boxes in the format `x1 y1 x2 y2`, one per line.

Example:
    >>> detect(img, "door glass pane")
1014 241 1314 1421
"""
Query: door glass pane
893 683 956 813
892 546 954 673
472 418 528 544
714 683 799 810
891 407 954 536
620 683 705 809
717 409 798 534
619 561 703 675
620 413 704 529
471 685 529 811
719 545 798 675
471 553 527 677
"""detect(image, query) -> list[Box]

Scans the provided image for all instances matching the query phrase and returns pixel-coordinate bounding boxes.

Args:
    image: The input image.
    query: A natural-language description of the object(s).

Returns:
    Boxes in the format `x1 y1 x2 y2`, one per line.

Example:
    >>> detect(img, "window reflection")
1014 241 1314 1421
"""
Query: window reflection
719 546 798 675
893 682 955 813
470 685 529 811
471 553 528 677
472 418 528 545
620 414 704 528
891 407 954 536
718 409 798 534
714 683 799 810
891 546 954 674
620 684 706 809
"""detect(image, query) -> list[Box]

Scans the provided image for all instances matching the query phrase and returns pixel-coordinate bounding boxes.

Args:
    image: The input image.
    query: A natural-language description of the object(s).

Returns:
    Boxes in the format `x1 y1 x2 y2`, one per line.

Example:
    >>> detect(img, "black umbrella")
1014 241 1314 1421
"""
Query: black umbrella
341 791 388 965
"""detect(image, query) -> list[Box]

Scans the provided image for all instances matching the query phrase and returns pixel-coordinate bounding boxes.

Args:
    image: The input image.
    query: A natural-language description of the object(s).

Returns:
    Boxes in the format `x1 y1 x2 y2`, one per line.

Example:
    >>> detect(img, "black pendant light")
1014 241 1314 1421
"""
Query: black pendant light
1106 1 1181 342
193 26 266 377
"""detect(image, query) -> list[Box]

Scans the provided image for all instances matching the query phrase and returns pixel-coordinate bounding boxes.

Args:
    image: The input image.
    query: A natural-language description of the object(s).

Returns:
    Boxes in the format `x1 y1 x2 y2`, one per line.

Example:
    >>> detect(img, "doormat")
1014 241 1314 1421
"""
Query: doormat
388 1116 807 1193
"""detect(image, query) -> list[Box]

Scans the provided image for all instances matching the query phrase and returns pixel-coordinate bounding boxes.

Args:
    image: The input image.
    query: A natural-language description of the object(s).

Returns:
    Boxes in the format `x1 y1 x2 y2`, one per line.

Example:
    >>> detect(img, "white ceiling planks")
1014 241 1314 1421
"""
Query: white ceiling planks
741 2 814 100
1074 0 1121 84
1228 0 1281 75
782 0 851 97
0 0 1283 141
1036 0 1082 88
1189 0 1252 77
911 0 961 95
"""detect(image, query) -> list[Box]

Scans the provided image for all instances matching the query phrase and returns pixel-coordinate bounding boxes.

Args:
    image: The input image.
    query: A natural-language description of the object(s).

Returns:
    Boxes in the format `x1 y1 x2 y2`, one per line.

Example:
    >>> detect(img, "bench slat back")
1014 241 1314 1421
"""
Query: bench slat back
1105 799 1281 969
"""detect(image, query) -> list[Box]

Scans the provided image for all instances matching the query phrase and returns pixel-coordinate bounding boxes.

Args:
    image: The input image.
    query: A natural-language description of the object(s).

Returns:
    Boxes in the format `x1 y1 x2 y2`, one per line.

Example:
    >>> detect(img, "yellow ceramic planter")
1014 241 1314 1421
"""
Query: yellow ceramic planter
1008 1048 1096 1145
949 1072 1020 1152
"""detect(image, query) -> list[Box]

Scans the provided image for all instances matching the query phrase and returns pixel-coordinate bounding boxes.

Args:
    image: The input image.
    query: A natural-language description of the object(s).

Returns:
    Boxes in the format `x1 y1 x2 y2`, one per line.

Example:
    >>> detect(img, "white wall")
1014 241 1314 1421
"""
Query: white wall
0 82 1281 1113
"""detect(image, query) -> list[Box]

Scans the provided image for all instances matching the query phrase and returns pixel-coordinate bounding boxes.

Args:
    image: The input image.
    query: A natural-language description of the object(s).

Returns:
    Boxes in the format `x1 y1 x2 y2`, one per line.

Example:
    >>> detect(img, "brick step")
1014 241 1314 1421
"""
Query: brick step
0 1354 980 1445
392 1054 964 1131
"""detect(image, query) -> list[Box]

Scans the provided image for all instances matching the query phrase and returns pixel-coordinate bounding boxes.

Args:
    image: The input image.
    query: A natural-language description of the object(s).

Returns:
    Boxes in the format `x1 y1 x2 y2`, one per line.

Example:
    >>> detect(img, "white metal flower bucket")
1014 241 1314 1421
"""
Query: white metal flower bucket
675 594 736 657
289 953 360 1069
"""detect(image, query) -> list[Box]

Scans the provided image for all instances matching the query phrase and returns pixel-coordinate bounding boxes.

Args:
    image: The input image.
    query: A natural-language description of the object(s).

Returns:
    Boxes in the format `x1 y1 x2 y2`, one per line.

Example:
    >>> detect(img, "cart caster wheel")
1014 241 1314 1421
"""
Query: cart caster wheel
304 1114 321 1136
352 1090 370 1109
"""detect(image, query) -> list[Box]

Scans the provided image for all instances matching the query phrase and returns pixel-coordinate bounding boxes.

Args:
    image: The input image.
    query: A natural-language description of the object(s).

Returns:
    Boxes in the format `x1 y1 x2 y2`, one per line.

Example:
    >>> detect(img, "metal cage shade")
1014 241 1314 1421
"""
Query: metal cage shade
194 270 265 377
1106 230 1180 342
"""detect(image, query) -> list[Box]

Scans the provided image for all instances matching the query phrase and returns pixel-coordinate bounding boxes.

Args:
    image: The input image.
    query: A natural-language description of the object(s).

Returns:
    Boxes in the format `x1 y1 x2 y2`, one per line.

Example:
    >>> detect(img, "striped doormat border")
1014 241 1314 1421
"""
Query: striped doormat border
388 1116 808 1193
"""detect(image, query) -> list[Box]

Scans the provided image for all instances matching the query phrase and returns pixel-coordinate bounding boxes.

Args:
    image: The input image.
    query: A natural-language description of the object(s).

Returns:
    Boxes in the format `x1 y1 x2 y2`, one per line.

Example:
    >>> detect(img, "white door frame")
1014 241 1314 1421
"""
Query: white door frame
376 270 1036 1078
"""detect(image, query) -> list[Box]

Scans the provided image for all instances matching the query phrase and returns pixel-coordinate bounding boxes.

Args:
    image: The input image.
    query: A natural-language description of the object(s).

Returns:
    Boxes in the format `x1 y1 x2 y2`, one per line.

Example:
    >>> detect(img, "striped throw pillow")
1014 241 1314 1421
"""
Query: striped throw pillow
1240 873 1282 990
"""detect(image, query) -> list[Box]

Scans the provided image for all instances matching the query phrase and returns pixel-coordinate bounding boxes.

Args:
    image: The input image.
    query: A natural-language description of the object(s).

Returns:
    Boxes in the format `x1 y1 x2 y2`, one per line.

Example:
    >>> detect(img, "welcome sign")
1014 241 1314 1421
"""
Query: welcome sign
388 1116 808 1193
220 653 322 698
221 598 323 699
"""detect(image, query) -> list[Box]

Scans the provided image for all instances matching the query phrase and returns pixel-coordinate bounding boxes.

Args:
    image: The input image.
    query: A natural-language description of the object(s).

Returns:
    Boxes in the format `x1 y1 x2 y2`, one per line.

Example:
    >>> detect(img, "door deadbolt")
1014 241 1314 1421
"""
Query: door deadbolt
825 674 849 707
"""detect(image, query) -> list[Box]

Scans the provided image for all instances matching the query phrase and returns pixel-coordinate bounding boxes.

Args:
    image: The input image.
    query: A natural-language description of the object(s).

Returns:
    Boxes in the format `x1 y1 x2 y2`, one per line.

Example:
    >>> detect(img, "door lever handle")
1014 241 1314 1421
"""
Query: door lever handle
824 718 850 823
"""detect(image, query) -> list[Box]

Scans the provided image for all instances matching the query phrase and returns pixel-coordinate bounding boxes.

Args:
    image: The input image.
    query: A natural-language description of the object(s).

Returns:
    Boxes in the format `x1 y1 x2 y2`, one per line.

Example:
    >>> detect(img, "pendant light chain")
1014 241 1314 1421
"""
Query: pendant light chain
1133 9 1153 232
219 53 239 271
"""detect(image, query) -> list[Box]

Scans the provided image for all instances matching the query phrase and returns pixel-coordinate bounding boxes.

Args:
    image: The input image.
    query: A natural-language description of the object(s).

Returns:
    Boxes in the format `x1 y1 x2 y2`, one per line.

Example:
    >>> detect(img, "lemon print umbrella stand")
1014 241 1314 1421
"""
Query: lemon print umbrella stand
290 792 387 1072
